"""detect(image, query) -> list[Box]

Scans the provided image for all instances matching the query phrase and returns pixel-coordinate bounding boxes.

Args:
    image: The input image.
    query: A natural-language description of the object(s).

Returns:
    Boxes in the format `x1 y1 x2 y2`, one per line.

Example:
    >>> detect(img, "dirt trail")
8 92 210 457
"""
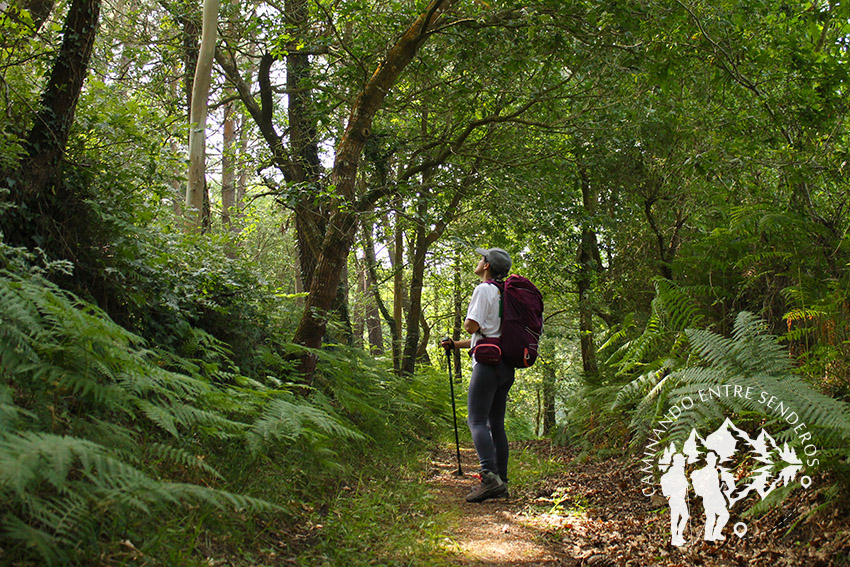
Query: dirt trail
423 442 850 567
424 445 581 566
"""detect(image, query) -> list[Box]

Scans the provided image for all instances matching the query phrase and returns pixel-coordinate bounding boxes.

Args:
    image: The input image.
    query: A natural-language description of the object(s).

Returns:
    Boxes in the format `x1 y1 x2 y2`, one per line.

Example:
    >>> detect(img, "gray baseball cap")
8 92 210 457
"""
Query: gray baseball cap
475 247 512 276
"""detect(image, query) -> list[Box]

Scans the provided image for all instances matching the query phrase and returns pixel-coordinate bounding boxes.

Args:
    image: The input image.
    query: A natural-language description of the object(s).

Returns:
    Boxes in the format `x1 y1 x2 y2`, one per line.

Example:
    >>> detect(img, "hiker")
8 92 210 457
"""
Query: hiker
441 247 514 503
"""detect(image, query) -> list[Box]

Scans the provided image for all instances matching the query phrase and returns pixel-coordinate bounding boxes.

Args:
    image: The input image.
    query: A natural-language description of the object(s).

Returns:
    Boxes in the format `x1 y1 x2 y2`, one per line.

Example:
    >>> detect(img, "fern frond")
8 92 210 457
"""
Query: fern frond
597 313 637 355
136 400 179 437
249 396 364 454
657 313 850 451
684 328 737 372
0 279 43 368
612 279 705 378
0 433 102 496
164 401 246 438
136 482 280 513
728 205 760 232
734 250 792 269
2 514 63 566
0 385 32 432
614 367 667 409
146 443 222 479
654 279 704 331
784 307 828 322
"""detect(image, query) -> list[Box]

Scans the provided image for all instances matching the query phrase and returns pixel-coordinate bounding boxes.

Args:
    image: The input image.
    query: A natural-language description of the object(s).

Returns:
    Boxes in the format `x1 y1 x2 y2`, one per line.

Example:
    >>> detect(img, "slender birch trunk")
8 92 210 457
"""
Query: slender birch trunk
185 0 219 231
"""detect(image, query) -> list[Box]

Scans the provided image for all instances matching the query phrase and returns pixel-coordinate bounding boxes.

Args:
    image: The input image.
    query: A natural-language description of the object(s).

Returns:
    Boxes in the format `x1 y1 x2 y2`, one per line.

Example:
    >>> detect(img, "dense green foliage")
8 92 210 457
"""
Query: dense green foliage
1 0 849 562
0 235 448 564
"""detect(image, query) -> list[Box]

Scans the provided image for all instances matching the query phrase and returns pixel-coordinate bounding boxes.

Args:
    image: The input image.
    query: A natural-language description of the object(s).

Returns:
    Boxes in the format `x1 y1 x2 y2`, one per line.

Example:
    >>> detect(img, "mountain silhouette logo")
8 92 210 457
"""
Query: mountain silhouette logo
654 417 812 546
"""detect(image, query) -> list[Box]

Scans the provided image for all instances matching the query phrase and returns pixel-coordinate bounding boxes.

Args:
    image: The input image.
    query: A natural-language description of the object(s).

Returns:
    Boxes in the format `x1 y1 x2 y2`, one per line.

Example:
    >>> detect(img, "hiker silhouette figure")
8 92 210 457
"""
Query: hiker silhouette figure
691 451 730 541
660 452 689 546
656 419 808 546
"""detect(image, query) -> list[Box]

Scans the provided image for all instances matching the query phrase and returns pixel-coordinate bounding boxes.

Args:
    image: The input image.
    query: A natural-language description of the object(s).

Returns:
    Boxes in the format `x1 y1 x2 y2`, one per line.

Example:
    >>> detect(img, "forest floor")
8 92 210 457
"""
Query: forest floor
423 441 850 567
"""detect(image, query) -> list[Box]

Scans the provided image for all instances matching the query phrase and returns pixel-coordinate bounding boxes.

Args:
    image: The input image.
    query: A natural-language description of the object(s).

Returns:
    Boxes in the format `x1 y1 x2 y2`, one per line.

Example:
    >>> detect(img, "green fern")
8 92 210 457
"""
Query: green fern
634 312 850 456
611 279 706 420
249 395 365 454
0 236 449 564
146 442 223 479
0 262 284 564
0 385 31 431
607 278 703 376
0 431 276 563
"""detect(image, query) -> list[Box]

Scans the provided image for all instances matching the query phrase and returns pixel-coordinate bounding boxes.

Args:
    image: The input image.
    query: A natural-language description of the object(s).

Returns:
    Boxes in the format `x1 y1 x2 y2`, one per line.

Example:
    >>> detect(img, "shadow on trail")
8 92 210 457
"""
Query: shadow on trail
422 441 849 567
424 444 593 566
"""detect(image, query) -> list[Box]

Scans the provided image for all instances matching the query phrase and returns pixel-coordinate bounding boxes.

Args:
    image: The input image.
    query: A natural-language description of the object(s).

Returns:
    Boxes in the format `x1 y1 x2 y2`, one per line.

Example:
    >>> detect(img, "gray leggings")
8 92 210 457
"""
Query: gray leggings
467 360 515 482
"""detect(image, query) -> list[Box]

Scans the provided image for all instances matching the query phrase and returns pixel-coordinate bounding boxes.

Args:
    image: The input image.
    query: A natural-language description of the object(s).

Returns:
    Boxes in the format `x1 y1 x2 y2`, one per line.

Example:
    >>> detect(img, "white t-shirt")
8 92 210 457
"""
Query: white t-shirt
466 282 502 351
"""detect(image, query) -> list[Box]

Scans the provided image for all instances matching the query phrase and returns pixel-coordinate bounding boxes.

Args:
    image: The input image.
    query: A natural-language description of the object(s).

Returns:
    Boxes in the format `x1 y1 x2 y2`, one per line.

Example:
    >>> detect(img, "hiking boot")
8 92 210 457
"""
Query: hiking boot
499 481 510 499
466 470 507 503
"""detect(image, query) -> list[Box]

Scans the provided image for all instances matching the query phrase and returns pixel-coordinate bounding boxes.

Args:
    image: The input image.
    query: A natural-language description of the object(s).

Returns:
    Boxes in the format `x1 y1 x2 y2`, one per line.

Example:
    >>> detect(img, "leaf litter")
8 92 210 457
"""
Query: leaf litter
425 441 850 566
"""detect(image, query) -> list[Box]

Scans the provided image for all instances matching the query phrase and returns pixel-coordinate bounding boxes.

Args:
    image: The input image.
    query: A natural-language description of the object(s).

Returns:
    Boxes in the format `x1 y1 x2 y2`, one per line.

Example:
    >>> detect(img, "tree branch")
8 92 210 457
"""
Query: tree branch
333 0 459 202
215 46 292 178
399 76 575 181
675 0 794 146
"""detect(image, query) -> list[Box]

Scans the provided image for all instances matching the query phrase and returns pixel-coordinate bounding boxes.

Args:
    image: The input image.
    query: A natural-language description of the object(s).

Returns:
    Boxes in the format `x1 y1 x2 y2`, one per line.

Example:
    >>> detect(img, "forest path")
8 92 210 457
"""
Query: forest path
419 442 847 567
422 444 609 566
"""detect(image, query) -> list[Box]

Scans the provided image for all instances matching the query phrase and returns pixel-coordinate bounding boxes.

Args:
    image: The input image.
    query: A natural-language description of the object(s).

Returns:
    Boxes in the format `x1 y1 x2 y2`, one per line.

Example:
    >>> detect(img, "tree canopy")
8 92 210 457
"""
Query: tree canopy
0 0 848 563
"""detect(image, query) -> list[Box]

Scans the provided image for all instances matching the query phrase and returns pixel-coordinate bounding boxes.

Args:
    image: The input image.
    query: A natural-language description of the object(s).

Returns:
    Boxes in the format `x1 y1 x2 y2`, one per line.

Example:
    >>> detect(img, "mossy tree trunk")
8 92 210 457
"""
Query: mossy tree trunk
1 0 101 252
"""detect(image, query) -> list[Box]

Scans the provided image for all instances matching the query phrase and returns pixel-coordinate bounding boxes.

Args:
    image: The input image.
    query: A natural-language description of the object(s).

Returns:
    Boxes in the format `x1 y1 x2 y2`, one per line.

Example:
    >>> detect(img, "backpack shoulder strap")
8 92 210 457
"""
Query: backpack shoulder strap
486 279 504 319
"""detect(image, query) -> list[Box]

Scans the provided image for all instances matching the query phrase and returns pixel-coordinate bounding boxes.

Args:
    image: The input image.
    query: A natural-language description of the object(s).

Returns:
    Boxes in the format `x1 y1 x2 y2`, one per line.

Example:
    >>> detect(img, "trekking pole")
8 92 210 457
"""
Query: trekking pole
442 338 463 476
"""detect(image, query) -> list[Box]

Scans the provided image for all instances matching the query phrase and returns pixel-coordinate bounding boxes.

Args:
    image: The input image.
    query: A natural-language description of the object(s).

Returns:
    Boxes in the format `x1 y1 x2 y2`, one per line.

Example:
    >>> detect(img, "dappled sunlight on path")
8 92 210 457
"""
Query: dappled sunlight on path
422 441 850 567
424 446 577 566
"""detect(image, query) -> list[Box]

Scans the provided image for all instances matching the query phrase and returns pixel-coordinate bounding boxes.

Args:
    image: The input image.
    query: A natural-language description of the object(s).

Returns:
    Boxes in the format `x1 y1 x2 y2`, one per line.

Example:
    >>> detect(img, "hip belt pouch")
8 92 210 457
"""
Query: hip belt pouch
470 337 501 366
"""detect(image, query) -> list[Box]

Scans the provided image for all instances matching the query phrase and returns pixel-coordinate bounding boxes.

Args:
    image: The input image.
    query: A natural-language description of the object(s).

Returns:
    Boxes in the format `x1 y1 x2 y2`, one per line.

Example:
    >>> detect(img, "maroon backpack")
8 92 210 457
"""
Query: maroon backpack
489 275 544 368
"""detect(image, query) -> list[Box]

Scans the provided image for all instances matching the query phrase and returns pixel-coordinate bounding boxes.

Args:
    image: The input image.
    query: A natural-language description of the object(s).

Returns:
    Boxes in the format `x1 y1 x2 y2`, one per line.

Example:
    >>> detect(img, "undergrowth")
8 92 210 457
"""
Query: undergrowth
0 232 449 565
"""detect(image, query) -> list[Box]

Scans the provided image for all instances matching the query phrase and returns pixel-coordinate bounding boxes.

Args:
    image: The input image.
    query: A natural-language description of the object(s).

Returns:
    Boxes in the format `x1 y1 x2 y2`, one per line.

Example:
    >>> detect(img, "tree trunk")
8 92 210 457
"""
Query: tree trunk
353 262 367 349
291 0 457 379
211 48 251 226
1 0 101 249
643 195 685 281
178 0 198 111
401 197 429 375
361 241 385 355
236 112 249 206
185 0 219 231
291 218 359 377
366 300 384 354
286 0 320 183
400 166 471 375
362 224 393 356
542 361 557 436
286 0 324 293
327 264 353 346
221 96 237 228
21 0 55 31
577 167 600 379
16 0 101 201
536 387 543 437
416 311 431 365
392 200 405 372
168 74 184 216
353 261 365 348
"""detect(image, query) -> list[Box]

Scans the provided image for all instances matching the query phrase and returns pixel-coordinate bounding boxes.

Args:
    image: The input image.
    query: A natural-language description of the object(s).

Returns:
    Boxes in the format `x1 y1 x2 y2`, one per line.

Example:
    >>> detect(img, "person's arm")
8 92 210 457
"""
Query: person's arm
440 283 487 351
440 337 471 350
